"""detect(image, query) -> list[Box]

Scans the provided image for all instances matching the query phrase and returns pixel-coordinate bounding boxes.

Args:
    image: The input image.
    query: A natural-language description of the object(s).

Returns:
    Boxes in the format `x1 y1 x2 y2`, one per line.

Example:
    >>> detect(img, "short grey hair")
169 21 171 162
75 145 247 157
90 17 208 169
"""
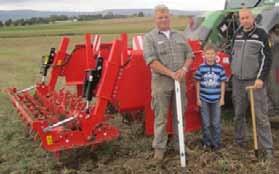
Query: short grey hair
154 4 169 14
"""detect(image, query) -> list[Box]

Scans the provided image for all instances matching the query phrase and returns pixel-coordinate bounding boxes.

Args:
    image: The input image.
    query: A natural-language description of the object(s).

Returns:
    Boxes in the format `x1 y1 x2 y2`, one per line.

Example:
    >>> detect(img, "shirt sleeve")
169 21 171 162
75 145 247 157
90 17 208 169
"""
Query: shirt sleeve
257 30 272 81
185 42 194 59
194 67 202 81
220 68 227 81
143 33 158 65
181 33 193 59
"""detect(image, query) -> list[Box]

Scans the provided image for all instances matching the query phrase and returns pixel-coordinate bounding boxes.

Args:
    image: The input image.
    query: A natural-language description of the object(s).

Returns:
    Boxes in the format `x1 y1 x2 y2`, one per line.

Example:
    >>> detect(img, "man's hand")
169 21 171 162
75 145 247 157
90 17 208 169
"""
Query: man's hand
173 67 187 81
254 79 264 89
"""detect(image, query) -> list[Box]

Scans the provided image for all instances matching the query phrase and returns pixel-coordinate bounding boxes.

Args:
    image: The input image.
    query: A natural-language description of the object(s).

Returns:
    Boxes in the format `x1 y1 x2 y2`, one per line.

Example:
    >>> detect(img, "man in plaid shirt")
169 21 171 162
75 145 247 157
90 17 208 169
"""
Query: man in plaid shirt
143 4 193 161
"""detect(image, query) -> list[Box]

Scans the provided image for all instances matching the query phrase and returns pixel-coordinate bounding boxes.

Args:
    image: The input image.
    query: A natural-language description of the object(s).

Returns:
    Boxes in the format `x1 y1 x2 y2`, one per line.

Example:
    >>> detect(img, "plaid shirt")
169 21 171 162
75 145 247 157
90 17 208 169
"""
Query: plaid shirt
143 28 193 78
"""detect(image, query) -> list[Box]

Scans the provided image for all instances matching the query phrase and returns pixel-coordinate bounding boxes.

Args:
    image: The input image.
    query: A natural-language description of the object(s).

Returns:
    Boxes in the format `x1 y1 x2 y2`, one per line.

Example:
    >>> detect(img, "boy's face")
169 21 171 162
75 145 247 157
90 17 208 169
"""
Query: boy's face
204 49 216 64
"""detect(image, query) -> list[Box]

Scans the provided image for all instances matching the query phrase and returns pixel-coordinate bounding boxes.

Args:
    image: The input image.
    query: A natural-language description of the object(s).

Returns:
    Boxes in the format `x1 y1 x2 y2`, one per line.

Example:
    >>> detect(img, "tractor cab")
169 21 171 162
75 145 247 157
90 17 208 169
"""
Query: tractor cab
185 0 279 52
185 0 279 117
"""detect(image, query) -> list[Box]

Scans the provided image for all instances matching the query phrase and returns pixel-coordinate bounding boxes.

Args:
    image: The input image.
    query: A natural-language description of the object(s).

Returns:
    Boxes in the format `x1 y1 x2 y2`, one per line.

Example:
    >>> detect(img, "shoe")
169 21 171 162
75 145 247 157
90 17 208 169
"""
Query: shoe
212 144 223 151
256 149 273 161
202 143 212 151
153 149 165 161
235 142 247 149
264 149 273 161
168 146 180 154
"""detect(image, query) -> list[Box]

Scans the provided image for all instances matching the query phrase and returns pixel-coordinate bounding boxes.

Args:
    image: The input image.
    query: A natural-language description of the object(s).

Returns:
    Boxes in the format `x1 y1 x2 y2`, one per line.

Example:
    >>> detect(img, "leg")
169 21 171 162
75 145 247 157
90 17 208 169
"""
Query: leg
232 77 249 145
152 89 172 151
253 86 273 150
200 100 212 147
210 102 221 148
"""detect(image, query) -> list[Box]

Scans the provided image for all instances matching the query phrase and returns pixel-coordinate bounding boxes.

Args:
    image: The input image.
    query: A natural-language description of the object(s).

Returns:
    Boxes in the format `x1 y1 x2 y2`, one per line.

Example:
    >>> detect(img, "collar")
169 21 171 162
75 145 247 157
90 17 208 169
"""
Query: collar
205 62 216 66
204 58 217 66
242 25 257 37
155 28 175 34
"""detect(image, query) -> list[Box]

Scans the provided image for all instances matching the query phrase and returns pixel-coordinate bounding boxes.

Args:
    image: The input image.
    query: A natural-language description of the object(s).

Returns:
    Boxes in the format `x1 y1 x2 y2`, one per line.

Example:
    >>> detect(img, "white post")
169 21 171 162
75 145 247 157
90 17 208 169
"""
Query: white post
174 80 186 168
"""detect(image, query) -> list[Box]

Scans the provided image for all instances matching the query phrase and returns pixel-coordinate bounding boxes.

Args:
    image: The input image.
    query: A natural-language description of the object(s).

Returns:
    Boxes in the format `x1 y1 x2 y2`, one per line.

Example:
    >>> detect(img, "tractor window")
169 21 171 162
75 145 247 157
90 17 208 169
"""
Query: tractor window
225 0 277 9
270 24 279 46
187 16 205 31
226 0 262 8
184 16 209 42
217 12 239 53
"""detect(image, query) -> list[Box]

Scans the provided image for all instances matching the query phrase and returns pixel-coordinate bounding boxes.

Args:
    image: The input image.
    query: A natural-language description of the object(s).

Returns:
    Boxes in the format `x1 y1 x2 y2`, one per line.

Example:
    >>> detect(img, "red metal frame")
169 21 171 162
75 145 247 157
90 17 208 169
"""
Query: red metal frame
6 33 232 154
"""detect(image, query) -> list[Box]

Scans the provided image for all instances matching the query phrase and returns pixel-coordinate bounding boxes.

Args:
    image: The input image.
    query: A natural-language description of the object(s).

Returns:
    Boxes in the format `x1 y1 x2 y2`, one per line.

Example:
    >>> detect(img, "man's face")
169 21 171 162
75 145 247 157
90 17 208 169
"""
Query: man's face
239 10 255 31
155 11 170 31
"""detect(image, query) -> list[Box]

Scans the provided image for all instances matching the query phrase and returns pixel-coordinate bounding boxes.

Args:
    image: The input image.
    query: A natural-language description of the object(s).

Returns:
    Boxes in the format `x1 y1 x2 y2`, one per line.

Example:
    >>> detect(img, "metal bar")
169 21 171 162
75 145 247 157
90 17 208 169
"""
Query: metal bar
16 85 36 94
43 116 76 132
8 92 34 126
174 80 186 168
41 76 46 83
48 37 70 91
85 33 94 70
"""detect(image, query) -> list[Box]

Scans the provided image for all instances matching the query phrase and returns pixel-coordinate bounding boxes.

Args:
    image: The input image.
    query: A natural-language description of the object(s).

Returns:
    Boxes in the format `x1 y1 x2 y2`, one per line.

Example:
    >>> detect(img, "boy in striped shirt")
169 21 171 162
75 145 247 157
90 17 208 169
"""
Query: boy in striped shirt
195 43 227 150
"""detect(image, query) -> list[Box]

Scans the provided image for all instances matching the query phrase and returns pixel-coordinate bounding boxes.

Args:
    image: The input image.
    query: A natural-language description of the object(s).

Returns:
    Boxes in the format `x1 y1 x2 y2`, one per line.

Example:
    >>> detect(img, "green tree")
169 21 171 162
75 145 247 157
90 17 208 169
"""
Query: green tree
138 11 144 17
103 11 114 19
5 19 12 26
13 19 25 26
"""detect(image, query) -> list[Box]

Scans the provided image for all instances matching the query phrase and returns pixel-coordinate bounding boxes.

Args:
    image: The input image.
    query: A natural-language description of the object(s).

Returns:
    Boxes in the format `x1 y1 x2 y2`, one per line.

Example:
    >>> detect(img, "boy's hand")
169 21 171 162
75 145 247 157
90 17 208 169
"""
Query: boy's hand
219 98 225 106
197 99 201 106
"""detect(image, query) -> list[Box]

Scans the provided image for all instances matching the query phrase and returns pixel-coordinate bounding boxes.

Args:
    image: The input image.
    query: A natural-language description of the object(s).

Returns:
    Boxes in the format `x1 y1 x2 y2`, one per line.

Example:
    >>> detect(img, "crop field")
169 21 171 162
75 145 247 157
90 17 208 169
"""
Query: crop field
0 16 278 174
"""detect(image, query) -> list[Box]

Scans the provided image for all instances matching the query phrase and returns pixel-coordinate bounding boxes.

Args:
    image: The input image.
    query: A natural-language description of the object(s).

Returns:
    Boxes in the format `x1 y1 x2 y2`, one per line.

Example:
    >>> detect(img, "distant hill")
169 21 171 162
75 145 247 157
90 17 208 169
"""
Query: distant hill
0 9 203 21
0 10 95 21
102 9 203 16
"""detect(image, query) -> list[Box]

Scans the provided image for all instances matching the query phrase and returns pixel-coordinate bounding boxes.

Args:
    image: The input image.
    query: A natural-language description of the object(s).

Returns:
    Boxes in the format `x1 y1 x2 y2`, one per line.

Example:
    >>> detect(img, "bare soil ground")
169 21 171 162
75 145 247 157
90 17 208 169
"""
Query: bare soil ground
0 104 278 174
0 16 278 174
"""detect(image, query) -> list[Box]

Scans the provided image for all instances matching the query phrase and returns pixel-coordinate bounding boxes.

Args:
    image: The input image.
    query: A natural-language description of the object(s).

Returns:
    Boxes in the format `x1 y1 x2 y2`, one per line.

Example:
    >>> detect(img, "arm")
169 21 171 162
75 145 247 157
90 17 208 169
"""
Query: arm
174 57 193 81
149 60 175 79
196 81 201 106
183 58 193 71
219 67 227 106
143 33 176 80
194 67 202 106
183 41 194 71
175 40 194 81
219 81 225 106
255 30 272 88
148 44 193 81
229 26 243 62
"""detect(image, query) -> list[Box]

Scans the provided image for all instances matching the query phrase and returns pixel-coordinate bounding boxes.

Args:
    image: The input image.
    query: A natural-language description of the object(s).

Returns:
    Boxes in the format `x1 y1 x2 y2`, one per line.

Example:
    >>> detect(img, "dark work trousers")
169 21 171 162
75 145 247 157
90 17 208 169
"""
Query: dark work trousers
232 76 273 150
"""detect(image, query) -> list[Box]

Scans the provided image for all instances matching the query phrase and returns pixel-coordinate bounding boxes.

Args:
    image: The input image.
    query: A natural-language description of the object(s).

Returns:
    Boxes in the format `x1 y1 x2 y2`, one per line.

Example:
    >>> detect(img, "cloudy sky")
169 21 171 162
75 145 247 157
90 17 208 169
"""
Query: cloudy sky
0 0 226 12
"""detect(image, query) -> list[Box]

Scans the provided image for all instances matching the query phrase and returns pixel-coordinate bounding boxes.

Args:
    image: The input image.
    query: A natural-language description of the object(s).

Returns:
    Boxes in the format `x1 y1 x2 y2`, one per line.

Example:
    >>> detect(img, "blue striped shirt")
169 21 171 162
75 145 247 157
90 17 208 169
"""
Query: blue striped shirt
195 63 227 103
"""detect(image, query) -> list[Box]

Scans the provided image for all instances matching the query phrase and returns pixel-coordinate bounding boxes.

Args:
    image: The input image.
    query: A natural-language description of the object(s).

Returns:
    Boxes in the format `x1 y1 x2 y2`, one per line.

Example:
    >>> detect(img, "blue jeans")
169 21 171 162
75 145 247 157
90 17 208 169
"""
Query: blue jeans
200 100 221 148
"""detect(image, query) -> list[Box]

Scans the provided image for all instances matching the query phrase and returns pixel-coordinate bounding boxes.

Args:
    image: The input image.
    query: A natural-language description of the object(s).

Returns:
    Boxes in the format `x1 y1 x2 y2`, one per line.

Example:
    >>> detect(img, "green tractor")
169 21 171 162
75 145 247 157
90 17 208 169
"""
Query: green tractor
185 0 279 118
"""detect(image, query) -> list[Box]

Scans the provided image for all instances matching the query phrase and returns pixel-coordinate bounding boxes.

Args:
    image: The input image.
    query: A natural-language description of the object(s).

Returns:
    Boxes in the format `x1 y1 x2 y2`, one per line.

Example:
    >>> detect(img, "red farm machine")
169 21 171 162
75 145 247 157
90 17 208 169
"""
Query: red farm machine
6 33 231 156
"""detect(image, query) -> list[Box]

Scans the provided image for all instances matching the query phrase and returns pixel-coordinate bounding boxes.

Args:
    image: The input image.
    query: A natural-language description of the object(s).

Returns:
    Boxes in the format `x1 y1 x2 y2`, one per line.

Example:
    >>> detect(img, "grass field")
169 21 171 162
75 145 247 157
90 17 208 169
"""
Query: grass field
0 16 187 89
0 16 187 38
0 16 278 174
